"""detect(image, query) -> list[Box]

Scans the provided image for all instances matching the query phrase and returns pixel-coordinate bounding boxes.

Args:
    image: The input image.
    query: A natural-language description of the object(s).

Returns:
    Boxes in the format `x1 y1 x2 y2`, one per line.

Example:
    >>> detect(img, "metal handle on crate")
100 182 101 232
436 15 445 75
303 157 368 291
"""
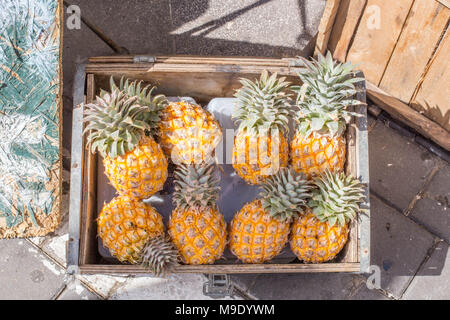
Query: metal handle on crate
203 274 234 299
133 55 156 63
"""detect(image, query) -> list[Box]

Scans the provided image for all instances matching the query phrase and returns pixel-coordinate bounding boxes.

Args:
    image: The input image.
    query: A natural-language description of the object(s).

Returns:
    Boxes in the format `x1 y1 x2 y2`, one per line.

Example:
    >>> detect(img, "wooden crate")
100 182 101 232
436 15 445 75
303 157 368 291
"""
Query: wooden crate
67 56 370 275
317 0 450 151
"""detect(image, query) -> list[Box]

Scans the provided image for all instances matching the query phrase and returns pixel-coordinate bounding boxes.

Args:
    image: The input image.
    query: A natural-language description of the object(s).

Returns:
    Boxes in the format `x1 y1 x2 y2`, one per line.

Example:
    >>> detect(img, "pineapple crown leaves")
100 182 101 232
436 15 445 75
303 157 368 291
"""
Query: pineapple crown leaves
172 163 221 211
233 70 292 135
141 235 179 277
83 89 150 158
260 167 314 222
291 52 365 138
108 76 168 133
309 170 367 227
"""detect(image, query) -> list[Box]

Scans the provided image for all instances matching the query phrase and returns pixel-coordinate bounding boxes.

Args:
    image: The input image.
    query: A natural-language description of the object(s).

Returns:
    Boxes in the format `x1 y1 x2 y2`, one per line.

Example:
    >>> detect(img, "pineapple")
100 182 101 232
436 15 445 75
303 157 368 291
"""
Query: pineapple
98 195 178 275
168 163 227 265
232 70 291 185
84 88 168 200
109 77 168 137
229 168 312 263
158 101 222 165
290 170 366 263
290 52 363 179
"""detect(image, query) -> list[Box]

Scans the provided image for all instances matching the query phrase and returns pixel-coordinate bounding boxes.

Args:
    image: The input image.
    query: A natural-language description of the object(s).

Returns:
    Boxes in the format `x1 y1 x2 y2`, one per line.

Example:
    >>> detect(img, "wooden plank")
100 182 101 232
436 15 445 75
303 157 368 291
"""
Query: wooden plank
79 263 361 274
315 0 342 56
346 0 414 85
89 55 290 66
437 0 450 9
380 0 450 104
367 81 450 150
328 0 367 62
411 27 450 131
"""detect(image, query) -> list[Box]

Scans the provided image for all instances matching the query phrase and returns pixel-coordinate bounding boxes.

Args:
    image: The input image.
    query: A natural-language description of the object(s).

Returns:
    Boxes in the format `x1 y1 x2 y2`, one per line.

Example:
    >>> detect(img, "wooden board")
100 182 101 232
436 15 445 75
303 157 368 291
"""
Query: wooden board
329 0 367 62
367 81 450 150
411 27 450 131
315 0 341 56
379 0 450 103
346 0 414 85
0 0 62 238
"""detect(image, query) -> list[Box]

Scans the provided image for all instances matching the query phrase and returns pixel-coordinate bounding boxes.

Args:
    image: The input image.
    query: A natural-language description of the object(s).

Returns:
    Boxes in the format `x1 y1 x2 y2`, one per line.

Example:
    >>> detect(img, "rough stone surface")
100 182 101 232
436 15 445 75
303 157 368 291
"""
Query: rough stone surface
245 273 387 300
0 239 66 300
369 195 436 298
403 241 450 300
410 163 450 242
369 121 438 212
57 278 101 300
171 0 325 57
109 274 236 300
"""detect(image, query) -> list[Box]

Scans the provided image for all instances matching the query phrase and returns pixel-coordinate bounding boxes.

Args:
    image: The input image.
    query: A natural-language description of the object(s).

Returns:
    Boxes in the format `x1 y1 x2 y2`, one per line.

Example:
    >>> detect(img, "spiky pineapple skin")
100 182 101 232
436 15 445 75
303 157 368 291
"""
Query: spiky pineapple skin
229 199 290 263
290 211 349 263
291 131 346 179
168 207 227 265
158 101 222 164
98 195 164 264
103 136 168 200
232 131 289 185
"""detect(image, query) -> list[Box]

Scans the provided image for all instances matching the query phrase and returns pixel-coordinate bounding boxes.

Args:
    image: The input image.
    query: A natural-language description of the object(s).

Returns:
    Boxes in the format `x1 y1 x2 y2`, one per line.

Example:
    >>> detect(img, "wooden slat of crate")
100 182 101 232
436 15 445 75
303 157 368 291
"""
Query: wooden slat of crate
346 0 414 85
367 81 450 150
410 28 450 131
328 0 367 62
379 0 450 104
315 0 341 55
79 263 361 275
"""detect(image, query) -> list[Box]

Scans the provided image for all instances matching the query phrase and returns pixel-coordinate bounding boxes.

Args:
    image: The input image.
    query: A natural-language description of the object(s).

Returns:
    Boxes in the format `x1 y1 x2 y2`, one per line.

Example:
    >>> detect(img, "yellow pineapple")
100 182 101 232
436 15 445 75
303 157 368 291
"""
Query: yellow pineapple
158 101 222 165
229 168 312 263
290 170 366 263
84 87 168 200
232 70 291 185
168 163 227 265
98 195 178 275
290 52 363 178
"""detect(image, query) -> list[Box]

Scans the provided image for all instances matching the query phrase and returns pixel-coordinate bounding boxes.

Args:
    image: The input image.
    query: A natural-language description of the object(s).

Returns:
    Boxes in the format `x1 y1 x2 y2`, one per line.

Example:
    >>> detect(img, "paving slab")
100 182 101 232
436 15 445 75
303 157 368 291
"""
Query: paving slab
0 239 66 300
109 274 236 300
67 0 173 54
410 163 450 242
402 241 450 300
77 274 129 298
57 278 101 300
171 0 325 57
369 121 438 212
369 195 436 298
243 273 387 300
62 6 114 149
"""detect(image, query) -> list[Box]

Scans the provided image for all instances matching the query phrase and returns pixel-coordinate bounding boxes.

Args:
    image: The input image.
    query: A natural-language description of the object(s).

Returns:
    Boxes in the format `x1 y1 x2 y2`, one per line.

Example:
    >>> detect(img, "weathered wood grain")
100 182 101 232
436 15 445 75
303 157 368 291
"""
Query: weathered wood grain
328 0 367 62
411 27 450 131
79 263 361 274
380 0 450 104
315 0 341 56
346 0 414 85
367 81 450 150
